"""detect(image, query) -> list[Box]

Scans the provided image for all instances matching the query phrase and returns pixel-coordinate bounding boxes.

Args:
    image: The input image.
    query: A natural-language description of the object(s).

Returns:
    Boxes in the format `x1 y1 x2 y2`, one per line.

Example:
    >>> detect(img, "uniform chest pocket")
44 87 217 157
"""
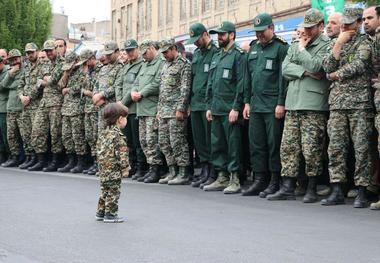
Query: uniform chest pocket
263 54 277 71
221 62 234 80
126 72 136 83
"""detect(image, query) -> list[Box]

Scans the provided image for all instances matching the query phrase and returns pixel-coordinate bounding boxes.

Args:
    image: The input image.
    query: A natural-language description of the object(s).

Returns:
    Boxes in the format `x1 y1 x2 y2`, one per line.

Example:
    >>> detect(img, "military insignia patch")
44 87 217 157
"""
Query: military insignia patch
255 18 261 25
127 40 131 45
190 29 194 37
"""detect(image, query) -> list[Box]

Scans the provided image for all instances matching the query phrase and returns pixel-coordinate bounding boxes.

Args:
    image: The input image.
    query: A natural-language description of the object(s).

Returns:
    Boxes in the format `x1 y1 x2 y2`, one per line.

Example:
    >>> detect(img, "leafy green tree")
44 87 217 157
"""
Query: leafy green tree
0 0 52 51
351 0 380 6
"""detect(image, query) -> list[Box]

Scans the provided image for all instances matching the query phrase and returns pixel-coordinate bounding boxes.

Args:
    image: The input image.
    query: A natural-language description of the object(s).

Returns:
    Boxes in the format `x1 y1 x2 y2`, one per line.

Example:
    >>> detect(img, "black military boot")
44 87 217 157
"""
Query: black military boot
303 177 318 203
28 153 45 171
87 162 98 175
242 173 267 196
144 165 161 183
43 153 60 172
138 165 153 182
84 156 96 174
353 186 368 208
132 162 148 180
321 183 345 206
267 177 296 200
259 172 280 198
1 155 19 167
57 154 76 173
19 155 31 169
200 164 217 189
70 155 85 173
0 152 7 164
24 154 38 169
191 162 209 187
129 162 137 177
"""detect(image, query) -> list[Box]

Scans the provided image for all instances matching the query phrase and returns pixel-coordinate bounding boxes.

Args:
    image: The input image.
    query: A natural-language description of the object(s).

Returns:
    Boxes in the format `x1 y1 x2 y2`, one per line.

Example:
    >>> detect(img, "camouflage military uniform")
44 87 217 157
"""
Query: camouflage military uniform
31 54 64 154
93 60 122 132
84 63 101 157
96 125 129 217
324 33 374 187
18 59 44 155
158 53 191 168
60 67 87 155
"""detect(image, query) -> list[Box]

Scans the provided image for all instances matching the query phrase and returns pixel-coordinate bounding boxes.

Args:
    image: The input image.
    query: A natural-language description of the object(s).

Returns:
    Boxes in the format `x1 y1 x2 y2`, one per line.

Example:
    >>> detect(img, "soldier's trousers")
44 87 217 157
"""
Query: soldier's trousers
210 115 242 173
20 109 36 154
85 112 98 157
370 113 380 191
62 114 87 155
32 106 63 154
97 179 121 216
139 116 163 165
0 113 9 155
158 117 189 167
328 110 373 186
6 112 23 155
123 114 146 165
281 111 327 178
191 111 211 163
250 112 283 174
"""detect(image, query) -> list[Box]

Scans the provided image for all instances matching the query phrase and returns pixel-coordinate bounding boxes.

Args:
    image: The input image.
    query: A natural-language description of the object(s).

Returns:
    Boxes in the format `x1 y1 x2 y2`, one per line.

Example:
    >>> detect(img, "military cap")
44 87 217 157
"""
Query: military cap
159 38 176 53
252 13 273 31
62 50 78 71
76 48 94 66
25 42 38 52
42 39 55 51
103 41 119 55
139 40 154 55
124 39 139 50
209 21 236 34
8 49 22 59
301 8 324 28
342 7 363 24
186 23 207 44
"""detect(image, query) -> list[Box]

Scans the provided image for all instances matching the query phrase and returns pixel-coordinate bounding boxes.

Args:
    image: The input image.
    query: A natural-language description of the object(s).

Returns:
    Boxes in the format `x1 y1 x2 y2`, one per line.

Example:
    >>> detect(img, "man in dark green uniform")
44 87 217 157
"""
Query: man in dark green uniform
242 13 289 196
186 23 219 188
0 51 10 164
115 39 147 178
203 21 247 194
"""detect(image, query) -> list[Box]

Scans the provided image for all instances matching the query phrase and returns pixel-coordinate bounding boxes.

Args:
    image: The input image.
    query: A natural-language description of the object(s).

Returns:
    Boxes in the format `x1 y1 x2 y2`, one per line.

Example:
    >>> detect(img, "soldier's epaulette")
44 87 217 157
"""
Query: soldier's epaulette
235 46 245 54
275 35 287 45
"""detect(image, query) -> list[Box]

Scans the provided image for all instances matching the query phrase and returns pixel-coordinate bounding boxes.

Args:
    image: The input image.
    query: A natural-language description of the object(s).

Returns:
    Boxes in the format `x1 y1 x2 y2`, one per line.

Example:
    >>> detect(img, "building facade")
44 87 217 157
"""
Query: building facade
70 20 111 43
51 13 69 40
111 0 311 45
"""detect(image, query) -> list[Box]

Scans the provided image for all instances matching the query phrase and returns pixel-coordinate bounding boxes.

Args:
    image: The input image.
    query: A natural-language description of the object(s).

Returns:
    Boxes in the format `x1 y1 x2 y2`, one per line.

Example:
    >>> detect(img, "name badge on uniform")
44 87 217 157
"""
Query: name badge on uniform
223 69 229 78
266 59 273 70
204 64 209 72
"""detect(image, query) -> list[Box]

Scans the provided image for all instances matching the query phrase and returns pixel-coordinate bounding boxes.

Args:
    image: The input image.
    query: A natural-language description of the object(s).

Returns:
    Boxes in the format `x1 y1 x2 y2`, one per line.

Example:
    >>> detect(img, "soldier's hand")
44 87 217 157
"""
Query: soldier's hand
122 168 129 178
83 90 93 97
275 105 285 119
298 36 311 49
229 109 239 124
327 72 338 81
243 104 250 120
336 30 356 45
305 71 323 80
92 93 103 104
206 110 213 122
131 91 141 102
20 95 30 106
95 98 105 107
156 111 161 120
9 64 20 75
62 88 70 95
175 111 185 121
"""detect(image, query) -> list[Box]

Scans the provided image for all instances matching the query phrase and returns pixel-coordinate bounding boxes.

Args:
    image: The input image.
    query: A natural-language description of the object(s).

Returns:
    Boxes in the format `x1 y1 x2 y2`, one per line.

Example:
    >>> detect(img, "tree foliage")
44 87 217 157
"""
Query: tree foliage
0 0 52 51
351 0 380 6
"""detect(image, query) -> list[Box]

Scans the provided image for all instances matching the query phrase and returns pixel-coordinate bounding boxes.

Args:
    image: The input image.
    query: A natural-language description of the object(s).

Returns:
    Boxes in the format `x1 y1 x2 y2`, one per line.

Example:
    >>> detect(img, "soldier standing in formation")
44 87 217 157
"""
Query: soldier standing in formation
0 50 9 164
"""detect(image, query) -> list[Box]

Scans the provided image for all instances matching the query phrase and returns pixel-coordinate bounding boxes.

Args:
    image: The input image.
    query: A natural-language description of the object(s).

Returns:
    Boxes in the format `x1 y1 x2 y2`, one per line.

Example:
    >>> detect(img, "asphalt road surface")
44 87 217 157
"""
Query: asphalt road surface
0 167 379 263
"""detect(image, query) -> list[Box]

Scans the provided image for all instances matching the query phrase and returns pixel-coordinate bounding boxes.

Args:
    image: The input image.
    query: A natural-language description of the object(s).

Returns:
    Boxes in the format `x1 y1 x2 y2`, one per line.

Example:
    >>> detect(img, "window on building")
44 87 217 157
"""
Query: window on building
137 0 144 33
228 0 238 5
146 0 152 30
120 6 125 38
202 0 212 13
167 0 173 23
112 10 116 40
158 0 164 26
215 0 224 10
190 0 199 16
126 4 132 37
180 0 187 19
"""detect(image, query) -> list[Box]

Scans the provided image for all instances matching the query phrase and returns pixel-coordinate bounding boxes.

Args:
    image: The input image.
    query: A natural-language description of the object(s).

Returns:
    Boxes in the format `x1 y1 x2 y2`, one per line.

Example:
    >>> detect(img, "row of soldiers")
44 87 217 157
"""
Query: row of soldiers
1 6 380 210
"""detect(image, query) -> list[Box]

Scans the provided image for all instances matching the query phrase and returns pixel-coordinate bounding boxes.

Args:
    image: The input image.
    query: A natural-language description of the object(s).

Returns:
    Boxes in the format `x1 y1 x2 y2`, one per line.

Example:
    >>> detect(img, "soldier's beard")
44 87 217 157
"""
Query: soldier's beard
218 38 230 48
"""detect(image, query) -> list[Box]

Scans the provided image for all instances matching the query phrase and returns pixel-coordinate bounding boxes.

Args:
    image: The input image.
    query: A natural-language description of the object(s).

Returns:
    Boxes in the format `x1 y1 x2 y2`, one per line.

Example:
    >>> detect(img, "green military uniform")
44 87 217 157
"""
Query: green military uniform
243 13 289 197
132 40 165 182
0 57 9 163
187 23 219 186
115 39 146 174
203 22 247 194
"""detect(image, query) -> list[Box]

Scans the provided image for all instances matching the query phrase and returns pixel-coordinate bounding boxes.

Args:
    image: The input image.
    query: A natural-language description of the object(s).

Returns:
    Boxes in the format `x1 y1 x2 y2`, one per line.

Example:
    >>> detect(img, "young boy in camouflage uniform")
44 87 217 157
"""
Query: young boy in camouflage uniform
95 102 129 223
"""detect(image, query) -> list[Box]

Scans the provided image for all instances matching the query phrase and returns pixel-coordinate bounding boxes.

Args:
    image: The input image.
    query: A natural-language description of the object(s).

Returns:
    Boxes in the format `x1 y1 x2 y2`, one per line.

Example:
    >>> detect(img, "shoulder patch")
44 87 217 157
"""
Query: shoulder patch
235 46 245 54
275 36 288 45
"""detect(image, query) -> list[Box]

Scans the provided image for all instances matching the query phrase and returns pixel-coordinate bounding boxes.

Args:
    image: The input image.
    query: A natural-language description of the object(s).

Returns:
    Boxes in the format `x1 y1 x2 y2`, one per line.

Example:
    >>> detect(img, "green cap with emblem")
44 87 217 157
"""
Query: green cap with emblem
25 42 38 52
159 38 175 53
103 41 119 55
8 49 22 59
139 39 155 55
76 48 94 66
186 23 207 44
209 21 236 34
62 50 78 70
342 7 363 24
42 39 55 51
301 8 324 28
252 13 273 31
124 39 139 50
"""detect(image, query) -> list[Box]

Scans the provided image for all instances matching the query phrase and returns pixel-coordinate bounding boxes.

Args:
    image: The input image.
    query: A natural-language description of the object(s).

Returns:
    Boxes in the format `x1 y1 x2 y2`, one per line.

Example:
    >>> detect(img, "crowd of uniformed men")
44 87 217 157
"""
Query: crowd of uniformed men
2 5 380 210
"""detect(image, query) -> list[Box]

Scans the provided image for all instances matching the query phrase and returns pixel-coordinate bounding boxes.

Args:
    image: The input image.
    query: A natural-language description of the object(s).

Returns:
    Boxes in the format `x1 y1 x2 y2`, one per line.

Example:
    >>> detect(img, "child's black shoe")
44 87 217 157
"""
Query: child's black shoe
95 211 104 221
103 213 124 223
